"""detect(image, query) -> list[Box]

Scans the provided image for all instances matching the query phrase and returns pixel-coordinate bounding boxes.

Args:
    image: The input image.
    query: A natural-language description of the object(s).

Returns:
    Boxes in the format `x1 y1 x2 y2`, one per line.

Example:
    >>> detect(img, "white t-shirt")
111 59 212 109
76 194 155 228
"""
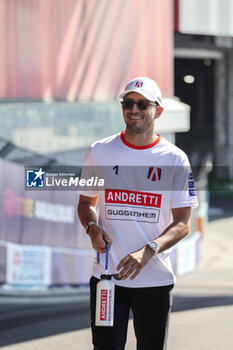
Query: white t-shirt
79 132 198 287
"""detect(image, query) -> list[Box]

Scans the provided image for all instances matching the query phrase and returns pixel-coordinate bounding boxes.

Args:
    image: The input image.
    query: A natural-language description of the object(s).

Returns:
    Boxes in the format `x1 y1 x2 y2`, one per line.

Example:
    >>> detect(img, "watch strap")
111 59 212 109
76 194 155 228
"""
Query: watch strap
86 221 97 233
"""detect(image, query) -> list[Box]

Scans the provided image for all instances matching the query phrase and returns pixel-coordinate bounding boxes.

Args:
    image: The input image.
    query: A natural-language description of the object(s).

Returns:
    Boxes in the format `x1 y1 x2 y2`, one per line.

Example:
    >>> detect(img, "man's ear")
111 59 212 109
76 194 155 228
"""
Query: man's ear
155 106 163 118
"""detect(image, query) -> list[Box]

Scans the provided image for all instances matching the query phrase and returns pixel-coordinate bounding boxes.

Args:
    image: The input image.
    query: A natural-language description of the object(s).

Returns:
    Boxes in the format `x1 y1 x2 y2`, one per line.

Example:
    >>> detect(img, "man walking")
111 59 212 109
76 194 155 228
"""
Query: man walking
78 76 198 350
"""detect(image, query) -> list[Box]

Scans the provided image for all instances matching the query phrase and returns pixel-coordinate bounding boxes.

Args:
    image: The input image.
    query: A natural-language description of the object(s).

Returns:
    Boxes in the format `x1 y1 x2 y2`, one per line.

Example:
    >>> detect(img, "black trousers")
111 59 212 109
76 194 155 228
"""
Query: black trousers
90 276 173 350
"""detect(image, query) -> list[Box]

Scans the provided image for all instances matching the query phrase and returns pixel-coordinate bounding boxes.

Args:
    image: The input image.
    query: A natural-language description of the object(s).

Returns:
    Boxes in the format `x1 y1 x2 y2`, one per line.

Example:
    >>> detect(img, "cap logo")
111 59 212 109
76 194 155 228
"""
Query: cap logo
135 81 143 88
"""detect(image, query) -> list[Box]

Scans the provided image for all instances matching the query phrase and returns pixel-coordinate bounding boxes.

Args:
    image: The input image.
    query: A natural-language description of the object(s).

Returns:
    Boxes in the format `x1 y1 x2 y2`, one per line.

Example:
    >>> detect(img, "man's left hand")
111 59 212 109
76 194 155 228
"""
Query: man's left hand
116 245 155 280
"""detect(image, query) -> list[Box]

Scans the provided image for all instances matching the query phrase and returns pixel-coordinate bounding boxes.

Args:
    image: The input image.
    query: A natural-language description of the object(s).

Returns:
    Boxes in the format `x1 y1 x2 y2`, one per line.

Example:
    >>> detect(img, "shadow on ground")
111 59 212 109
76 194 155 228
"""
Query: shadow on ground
1 292 233 347
172 294 233 313
0 299 90 347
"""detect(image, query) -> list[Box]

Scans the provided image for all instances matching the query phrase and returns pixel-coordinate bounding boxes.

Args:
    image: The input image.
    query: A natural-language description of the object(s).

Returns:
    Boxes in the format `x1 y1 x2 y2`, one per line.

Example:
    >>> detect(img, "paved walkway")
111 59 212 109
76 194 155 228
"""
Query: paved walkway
168 216 233 350
1 216 233 350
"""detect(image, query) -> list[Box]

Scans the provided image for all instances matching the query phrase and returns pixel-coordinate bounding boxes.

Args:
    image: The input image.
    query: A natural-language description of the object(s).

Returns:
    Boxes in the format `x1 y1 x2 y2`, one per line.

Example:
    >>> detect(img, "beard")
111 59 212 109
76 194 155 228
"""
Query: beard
125 113 155 134
125 123 148 134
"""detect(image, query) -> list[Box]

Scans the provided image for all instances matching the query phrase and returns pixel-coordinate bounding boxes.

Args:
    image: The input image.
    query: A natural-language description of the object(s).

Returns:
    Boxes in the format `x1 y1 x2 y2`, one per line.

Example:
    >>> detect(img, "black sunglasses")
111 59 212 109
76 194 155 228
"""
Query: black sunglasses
121 98 157 110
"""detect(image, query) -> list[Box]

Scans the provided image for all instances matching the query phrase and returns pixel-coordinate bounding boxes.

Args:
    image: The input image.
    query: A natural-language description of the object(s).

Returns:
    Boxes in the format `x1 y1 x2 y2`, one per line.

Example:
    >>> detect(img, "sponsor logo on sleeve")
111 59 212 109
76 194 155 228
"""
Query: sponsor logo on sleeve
188 172 196 196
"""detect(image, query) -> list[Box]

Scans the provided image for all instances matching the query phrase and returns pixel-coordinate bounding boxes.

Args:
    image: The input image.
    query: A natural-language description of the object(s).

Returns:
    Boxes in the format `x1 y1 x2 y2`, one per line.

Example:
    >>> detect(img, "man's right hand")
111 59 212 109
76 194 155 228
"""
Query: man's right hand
78 194 112 253
87 224 112 253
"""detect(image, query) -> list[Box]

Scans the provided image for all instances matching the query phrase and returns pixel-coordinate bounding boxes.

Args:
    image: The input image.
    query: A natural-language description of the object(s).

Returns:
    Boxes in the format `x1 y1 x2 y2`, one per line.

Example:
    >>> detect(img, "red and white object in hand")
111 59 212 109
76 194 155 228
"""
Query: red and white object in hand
95 273 115 327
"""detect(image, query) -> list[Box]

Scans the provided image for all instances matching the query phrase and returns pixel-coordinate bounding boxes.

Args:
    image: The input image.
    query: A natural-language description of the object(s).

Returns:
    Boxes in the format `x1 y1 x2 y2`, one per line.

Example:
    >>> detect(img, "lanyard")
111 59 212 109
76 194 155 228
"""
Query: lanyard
97 243 121 280
97 241 109 272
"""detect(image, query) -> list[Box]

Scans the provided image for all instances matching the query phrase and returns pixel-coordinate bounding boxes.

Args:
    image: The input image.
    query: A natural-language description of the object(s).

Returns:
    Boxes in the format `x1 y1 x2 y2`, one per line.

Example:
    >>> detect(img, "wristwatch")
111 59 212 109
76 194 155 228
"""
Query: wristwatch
147 241 159 254
85 221 97 233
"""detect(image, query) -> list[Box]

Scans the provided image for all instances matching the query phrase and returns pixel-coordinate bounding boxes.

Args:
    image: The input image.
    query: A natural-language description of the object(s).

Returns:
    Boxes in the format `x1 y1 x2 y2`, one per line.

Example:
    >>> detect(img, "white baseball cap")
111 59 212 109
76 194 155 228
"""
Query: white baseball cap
119 76 163 106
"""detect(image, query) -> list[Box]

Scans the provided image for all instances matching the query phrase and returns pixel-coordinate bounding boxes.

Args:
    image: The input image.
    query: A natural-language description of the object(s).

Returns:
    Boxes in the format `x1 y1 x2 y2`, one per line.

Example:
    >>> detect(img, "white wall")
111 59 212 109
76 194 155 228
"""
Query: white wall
179 0 233 37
